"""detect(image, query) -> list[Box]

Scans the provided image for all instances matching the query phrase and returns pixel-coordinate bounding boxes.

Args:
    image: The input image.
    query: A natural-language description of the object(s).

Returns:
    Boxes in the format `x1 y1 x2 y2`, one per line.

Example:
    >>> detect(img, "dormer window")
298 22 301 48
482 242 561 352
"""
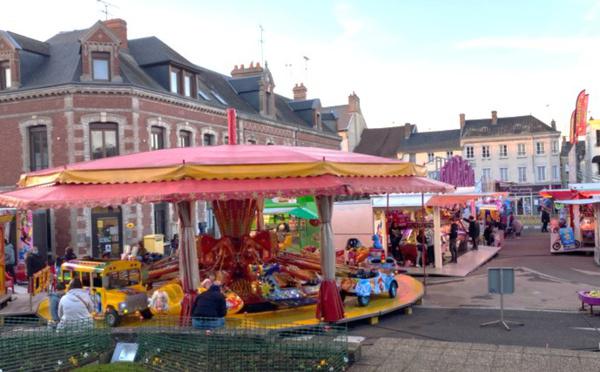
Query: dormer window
0 61 11 89
170 67 180 94
211 90 227 105
183 73 193 97
92 52 110 81
198 90 210 101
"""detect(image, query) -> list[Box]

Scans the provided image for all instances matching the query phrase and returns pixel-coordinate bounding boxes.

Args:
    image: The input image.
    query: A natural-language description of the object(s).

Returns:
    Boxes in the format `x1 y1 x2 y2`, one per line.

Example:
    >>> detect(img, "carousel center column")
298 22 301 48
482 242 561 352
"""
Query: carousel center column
316 195 345 322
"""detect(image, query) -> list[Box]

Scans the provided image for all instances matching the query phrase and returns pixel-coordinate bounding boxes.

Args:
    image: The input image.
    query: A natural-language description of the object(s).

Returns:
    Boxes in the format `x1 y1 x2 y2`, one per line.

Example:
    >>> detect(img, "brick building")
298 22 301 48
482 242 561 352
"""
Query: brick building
0 19 340 258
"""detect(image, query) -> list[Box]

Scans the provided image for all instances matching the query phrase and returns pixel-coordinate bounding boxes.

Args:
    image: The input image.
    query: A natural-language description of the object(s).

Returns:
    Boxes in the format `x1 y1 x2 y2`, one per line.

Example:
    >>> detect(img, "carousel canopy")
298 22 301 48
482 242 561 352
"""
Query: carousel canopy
1 145 454 209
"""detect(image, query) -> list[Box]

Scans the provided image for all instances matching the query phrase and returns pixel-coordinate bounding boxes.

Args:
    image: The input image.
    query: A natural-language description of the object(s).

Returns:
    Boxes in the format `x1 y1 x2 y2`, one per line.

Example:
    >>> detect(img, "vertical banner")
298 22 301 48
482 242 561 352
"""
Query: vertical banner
570 110 577 144
16 210 33 264
575 89 588 139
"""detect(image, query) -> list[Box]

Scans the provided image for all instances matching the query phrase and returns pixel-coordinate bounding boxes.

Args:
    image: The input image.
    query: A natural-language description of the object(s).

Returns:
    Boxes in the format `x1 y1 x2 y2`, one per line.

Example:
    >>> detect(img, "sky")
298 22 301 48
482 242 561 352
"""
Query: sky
2 0 600 135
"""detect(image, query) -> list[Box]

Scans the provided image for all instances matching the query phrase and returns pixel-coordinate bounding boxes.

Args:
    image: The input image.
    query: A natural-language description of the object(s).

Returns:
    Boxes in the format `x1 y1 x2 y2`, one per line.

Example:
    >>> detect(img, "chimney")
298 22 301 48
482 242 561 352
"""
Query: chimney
459 113 465 130
551 119 556 130
348 91 360 113
231 62 264 78
103 18 128 49
404 123 412 140
293 83 307 101
491 110 498 125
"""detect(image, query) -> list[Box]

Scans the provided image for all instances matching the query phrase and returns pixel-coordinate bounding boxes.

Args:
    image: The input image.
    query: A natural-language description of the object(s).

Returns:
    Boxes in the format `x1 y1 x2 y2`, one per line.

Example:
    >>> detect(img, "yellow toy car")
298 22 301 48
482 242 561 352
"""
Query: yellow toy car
38 259 153 327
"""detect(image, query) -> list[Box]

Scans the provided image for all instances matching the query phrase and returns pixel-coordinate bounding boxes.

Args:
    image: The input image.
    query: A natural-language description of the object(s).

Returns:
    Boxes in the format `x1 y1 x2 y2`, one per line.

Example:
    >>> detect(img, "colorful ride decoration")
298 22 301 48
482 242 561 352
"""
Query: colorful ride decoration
1 122 453 323
439 156 475 187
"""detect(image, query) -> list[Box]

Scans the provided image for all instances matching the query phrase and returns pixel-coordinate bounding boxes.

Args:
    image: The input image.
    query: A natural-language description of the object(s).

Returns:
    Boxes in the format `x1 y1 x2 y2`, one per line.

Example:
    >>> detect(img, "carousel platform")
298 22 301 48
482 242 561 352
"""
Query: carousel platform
405 245 501 278
228 274 424 329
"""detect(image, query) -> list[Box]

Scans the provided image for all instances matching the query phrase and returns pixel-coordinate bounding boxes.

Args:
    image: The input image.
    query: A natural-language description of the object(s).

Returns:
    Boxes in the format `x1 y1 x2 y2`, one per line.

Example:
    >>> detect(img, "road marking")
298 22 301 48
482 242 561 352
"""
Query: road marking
571 327 600 332
571 268 600 277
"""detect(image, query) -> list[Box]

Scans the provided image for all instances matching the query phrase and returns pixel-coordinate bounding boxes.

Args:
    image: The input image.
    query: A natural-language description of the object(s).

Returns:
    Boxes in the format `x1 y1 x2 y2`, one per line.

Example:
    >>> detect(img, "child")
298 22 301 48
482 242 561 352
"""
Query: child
49 282 66 323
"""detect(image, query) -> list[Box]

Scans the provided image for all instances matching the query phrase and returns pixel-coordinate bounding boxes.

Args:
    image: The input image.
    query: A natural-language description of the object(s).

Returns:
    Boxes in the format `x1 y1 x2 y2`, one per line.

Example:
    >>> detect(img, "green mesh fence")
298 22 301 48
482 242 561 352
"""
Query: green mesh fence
0 316 348 372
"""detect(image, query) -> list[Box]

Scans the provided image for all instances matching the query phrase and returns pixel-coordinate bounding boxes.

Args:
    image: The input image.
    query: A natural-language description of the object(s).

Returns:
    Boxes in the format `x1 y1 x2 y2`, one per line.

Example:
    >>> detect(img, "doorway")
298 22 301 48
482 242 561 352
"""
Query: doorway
91 207 122 258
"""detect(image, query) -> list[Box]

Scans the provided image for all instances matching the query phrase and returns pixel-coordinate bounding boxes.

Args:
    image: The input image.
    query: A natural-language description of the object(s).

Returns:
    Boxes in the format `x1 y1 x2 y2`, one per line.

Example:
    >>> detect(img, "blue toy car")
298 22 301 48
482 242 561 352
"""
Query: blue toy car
339 258 398 307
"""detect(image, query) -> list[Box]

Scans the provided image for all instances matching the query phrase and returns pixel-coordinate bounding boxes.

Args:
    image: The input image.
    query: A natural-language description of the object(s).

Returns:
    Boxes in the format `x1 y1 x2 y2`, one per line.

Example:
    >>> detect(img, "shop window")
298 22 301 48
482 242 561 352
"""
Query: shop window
0 60 11 89
203 133 216 146
90 123 118 159
150 126 165 150
92 52 110 81
178 130 192 147
28 125 49 171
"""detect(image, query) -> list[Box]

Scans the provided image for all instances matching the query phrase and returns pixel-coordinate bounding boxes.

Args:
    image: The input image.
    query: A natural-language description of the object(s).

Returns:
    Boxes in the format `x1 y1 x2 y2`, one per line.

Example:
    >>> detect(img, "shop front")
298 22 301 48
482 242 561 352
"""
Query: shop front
496 182 561 216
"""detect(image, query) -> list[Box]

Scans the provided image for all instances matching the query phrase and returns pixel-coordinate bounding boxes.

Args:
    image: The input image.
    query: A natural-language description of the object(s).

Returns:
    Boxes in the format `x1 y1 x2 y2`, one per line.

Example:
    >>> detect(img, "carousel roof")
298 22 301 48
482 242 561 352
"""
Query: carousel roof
2 145 454 209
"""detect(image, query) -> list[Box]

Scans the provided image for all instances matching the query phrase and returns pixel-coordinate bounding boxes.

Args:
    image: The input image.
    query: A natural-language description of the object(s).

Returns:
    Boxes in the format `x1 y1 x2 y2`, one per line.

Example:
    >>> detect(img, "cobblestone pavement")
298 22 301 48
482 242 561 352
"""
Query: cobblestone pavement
350 338 600 372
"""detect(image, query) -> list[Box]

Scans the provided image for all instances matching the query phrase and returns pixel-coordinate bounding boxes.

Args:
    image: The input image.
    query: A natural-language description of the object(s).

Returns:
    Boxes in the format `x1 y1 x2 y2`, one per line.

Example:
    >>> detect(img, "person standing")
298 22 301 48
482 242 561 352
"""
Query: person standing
49 281 66 323
4 239 15 280
57 278 94 329
449 221 458 263
541 209 550 232
464 216 480 250
191 281 227 330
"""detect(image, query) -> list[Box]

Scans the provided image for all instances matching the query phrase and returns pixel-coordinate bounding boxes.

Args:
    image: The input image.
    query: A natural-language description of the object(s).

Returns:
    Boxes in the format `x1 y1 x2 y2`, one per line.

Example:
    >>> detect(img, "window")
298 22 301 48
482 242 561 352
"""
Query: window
465 146 474 159
551 140 559 154
0 61 11 89
154 203 167 236
211 90 227 105
178 130 192 147
536 142 545 155
267 141 275 145
427 152 434 162
596 130 600 147
183 73 192 97
537 166 546 182
170 67 180 94
409 153 416 163
91 52 110 81
203 133 216 146
552 165 559 180
499 144 508 157
223 135 229 145
198 90 210 101
518 167 527 183
446 151 453 159
482 145 490 158
247 138 257 145
28 126 48 171
517 143 526 156
90 123 118 159
482 168 491 180
500 168 508 182
150 126 165 150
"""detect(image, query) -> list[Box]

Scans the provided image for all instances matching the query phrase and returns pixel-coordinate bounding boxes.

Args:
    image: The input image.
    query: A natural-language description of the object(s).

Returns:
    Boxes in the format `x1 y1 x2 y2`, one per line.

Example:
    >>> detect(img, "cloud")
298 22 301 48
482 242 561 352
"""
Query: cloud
333 2 366 38
456 36 600 53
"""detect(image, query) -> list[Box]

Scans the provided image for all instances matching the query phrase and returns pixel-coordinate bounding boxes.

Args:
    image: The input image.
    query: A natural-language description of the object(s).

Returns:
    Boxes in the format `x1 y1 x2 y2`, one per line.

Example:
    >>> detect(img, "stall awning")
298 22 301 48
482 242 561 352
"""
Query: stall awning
426 192 508 208
556 198 600 205
0 175 453 209
539 189 582 200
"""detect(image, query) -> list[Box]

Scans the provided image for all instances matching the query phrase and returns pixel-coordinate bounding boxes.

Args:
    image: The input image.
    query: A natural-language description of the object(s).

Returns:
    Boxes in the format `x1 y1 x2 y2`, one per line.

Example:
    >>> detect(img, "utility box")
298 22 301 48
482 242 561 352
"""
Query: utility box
144 234 164 254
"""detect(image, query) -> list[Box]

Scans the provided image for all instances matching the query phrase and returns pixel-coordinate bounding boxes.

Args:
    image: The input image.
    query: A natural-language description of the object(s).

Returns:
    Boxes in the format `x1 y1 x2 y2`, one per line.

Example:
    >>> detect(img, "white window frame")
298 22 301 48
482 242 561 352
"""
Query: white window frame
536 142 545 155
427 152 435 162
465 146 474 159
537 166 546 182
446 151 453 159
517 143 526 156
482 168 491 180
551 140 559 154
552 165 559 180
499 144 508 158
482 145 490 159
500 168 508 182
518 167 527 183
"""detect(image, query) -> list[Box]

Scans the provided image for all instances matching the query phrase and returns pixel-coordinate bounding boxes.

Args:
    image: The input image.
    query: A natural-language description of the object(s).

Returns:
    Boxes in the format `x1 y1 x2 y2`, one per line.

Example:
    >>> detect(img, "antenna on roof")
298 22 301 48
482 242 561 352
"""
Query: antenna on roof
97 0 119 20
303 56 310 83
259 25 265 66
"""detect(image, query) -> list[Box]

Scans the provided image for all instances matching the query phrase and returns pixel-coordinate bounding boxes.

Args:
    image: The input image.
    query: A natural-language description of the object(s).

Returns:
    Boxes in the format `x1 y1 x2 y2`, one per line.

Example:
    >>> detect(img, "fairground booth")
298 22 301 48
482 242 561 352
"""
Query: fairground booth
332 190 508 270
0 110 453 324
540 184 600 265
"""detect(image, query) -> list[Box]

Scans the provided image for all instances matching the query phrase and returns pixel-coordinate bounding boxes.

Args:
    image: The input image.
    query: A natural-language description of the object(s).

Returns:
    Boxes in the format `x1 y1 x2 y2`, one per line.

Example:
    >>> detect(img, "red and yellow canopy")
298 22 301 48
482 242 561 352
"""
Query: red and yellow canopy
2 145 453 209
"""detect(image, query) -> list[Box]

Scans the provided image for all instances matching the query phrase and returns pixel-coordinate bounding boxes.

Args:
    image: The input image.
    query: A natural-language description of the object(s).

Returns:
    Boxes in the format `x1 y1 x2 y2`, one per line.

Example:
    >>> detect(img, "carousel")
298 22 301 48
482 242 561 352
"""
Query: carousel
0 110 453 325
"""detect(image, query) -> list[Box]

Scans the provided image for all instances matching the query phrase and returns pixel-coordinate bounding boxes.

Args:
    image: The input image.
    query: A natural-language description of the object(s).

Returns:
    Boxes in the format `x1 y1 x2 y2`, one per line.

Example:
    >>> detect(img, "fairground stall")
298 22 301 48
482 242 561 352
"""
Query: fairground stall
262 196 320 253
0 110 453 324
540 185 600 264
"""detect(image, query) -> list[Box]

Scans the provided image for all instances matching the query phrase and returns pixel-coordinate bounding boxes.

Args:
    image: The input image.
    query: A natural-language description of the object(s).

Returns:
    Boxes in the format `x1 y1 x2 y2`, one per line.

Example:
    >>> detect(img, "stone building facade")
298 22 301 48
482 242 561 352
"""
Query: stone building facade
0 19 340 258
